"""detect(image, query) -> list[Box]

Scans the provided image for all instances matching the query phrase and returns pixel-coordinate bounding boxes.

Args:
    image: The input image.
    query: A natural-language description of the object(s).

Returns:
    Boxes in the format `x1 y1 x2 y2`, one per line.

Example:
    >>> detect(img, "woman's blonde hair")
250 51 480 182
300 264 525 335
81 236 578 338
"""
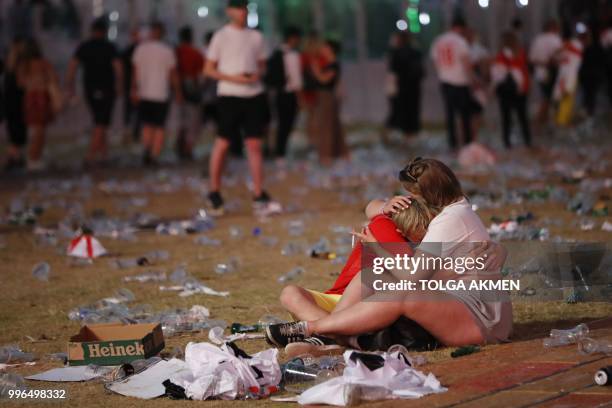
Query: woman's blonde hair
391 196 439 239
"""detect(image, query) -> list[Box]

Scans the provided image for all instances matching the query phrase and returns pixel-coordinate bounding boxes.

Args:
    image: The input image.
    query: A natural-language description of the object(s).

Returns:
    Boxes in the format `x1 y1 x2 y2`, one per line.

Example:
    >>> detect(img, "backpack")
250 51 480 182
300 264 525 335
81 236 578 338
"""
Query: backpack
264 49 286 90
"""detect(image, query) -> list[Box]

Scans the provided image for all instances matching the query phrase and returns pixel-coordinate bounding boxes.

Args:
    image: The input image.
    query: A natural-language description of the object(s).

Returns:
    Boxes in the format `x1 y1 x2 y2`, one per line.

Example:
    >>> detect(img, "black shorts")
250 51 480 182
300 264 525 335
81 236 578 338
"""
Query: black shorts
216 93 269 141
356 316 439 352
85 89 115 126
139 100 169 127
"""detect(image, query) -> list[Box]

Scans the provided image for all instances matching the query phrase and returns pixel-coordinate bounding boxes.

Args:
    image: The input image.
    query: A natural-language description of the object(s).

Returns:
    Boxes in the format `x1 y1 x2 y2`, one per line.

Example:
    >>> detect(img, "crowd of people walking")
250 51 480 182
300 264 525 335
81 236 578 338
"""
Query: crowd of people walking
2 0 612 177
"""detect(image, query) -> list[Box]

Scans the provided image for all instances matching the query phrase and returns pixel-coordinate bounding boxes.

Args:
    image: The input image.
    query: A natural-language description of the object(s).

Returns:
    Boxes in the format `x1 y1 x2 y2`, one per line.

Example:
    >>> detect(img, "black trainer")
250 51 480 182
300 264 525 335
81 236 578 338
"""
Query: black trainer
264 321 308 348
253 190 271 204
207 191 225 216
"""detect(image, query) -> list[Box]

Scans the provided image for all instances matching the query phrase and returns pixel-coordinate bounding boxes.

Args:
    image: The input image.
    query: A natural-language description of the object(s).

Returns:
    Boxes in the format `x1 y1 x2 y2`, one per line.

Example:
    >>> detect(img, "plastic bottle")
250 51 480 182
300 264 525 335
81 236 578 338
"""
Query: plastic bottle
214 257 240 275
32 262 50 282
230 323 260 334
281 359 319 393
550 323 589 339
0 345 35 363
194 236 221 246
577 338 612 356
258 315 286 328
278 266 305 283
123 271 167 283
281 242 304 256
260 236 279 247
114 288 136 303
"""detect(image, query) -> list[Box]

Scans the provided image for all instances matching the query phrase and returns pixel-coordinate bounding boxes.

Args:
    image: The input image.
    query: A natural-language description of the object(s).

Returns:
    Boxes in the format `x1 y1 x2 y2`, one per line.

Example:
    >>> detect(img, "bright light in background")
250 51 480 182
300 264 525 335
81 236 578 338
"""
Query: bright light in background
576 22 587 33
419 12 430 25
396 19 408 31
516 0 528 7
478 0 489 8
247 13 259 28
109 11 119 22
197 6 209 18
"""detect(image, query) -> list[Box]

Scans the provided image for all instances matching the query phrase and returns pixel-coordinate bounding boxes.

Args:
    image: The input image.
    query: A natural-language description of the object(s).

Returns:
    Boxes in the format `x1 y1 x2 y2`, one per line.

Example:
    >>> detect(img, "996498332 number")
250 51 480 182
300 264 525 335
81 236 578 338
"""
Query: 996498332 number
8 389 67 399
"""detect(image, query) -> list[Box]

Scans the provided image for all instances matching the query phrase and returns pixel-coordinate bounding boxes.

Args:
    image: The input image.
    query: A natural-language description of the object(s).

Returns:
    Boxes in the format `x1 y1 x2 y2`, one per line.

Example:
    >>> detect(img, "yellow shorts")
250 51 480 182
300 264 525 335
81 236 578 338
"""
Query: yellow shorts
306 290 342 313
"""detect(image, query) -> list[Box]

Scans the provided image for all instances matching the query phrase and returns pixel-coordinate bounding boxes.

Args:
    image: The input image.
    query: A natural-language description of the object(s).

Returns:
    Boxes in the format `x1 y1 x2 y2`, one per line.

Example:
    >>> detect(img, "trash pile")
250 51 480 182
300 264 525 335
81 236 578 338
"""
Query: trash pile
543 323 612 356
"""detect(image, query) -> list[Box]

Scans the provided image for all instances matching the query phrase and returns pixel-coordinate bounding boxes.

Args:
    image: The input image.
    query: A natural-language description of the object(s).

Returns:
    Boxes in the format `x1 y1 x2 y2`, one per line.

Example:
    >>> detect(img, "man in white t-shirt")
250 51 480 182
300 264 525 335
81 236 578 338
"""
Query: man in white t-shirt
204 0 272 215
430 16 474 149
529 20 562 125
132 22 182 165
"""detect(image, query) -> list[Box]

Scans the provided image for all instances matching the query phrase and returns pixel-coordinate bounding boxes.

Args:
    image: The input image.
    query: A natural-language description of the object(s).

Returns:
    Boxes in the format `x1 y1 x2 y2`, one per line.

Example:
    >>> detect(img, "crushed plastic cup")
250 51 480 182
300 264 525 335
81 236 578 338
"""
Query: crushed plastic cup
281 242 305 256
577 338 612 356
228 226 243 239
278 266 305 283
114 288 136 303
145 250 170 262
214 257 240 275
544 323 589 347
260 236 279 247
32 262 50 282
287 220 305 236
282 359 319 393
123 271 167 283
194 236 221 246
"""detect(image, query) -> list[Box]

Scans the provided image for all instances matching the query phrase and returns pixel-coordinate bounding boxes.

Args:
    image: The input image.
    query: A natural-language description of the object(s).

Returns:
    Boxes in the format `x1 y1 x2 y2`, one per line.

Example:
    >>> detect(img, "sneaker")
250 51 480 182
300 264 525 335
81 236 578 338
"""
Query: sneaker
285 336 344 359
253 191 283 216
207 191 225 216
253 190 271 204
264 321 308 348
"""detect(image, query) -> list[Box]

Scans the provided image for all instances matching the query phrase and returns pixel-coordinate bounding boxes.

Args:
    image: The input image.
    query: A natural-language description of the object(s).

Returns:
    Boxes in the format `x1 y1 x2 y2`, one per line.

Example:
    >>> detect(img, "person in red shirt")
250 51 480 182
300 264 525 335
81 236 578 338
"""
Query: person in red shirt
491 31 531 148
279 197 422 321
175 26 204 160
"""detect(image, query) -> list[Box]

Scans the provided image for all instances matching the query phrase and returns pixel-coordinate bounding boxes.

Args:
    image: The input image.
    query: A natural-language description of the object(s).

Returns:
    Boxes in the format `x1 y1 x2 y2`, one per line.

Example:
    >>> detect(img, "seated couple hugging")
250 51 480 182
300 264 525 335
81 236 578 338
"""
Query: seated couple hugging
265 158 513 357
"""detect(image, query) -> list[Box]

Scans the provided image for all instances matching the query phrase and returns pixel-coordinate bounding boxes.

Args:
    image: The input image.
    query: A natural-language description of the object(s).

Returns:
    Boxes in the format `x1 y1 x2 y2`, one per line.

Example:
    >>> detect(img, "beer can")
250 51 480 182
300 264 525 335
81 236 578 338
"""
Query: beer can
594 366 611 386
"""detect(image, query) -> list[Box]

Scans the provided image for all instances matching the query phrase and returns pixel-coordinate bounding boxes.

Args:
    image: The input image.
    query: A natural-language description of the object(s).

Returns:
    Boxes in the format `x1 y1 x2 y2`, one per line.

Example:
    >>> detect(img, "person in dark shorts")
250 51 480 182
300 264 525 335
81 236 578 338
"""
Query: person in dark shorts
66 18 122 166
131 22 182 165
120 29 141 143
204 0 276 215
3 37 28 171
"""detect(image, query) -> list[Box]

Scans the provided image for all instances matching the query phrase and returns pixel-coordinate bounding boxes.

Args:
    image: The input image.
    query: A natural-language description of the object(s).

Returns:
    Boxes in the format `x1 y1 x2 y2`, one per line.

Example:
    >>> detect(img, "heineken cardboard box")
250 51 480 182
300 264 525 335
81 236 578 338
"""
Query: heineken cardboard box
68 322 165 366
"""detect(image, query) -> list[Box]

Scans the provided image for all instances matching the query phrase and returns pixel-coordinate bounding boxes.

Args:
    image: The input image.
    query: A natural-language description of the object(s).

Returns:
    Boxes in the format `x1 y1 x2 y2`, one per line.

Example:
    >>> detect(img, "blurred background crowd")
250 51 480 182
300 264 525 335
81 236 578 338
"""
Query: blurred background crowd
1 0 612 173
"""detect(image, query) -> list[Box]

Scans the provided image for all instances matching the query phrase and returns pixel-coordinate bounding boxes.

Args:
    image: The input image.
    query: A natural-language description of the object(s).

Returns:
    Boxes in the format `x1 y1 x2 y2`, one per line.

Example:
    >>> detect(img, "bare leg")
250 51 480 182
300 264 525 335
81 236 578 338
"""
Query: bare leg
245 138 263 196
28 126 45 161
141 125 154 152
307 293 484 346
280 285 330 321
151 128 165 158
87 126 107 162
332 272 371 313
209 138 230 192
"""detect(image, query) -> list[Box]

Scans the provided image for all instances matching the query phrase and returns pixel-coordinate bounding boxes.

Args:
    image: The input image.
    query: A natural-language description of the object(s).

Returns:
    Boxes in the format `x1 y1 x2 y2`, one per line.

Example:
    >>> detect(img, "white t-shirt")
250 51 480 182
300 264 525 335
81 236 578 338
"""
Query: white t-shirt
529 32 562 65
132 40 176 101
430 31 471 86
419 198 489 257
207 25 267 97
282 45 303 93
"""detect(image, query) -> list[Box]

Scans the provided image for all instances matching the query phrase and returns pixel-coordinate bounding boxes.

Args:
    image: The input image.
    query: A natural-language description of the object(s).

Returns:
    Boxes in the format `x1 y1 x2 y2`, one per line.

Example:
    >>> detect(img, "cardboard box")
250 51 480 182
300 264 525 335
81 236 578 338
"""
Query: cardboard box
68 323 165 366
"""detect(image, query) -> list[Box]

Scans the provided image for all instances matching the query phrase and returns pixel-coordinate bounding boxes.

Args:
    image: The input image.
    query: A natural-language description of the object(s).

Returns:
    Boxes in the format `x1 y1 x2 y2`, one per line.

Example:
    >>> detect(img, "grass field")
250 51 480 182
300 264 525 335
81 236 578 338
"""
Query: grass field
0 130 611 407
